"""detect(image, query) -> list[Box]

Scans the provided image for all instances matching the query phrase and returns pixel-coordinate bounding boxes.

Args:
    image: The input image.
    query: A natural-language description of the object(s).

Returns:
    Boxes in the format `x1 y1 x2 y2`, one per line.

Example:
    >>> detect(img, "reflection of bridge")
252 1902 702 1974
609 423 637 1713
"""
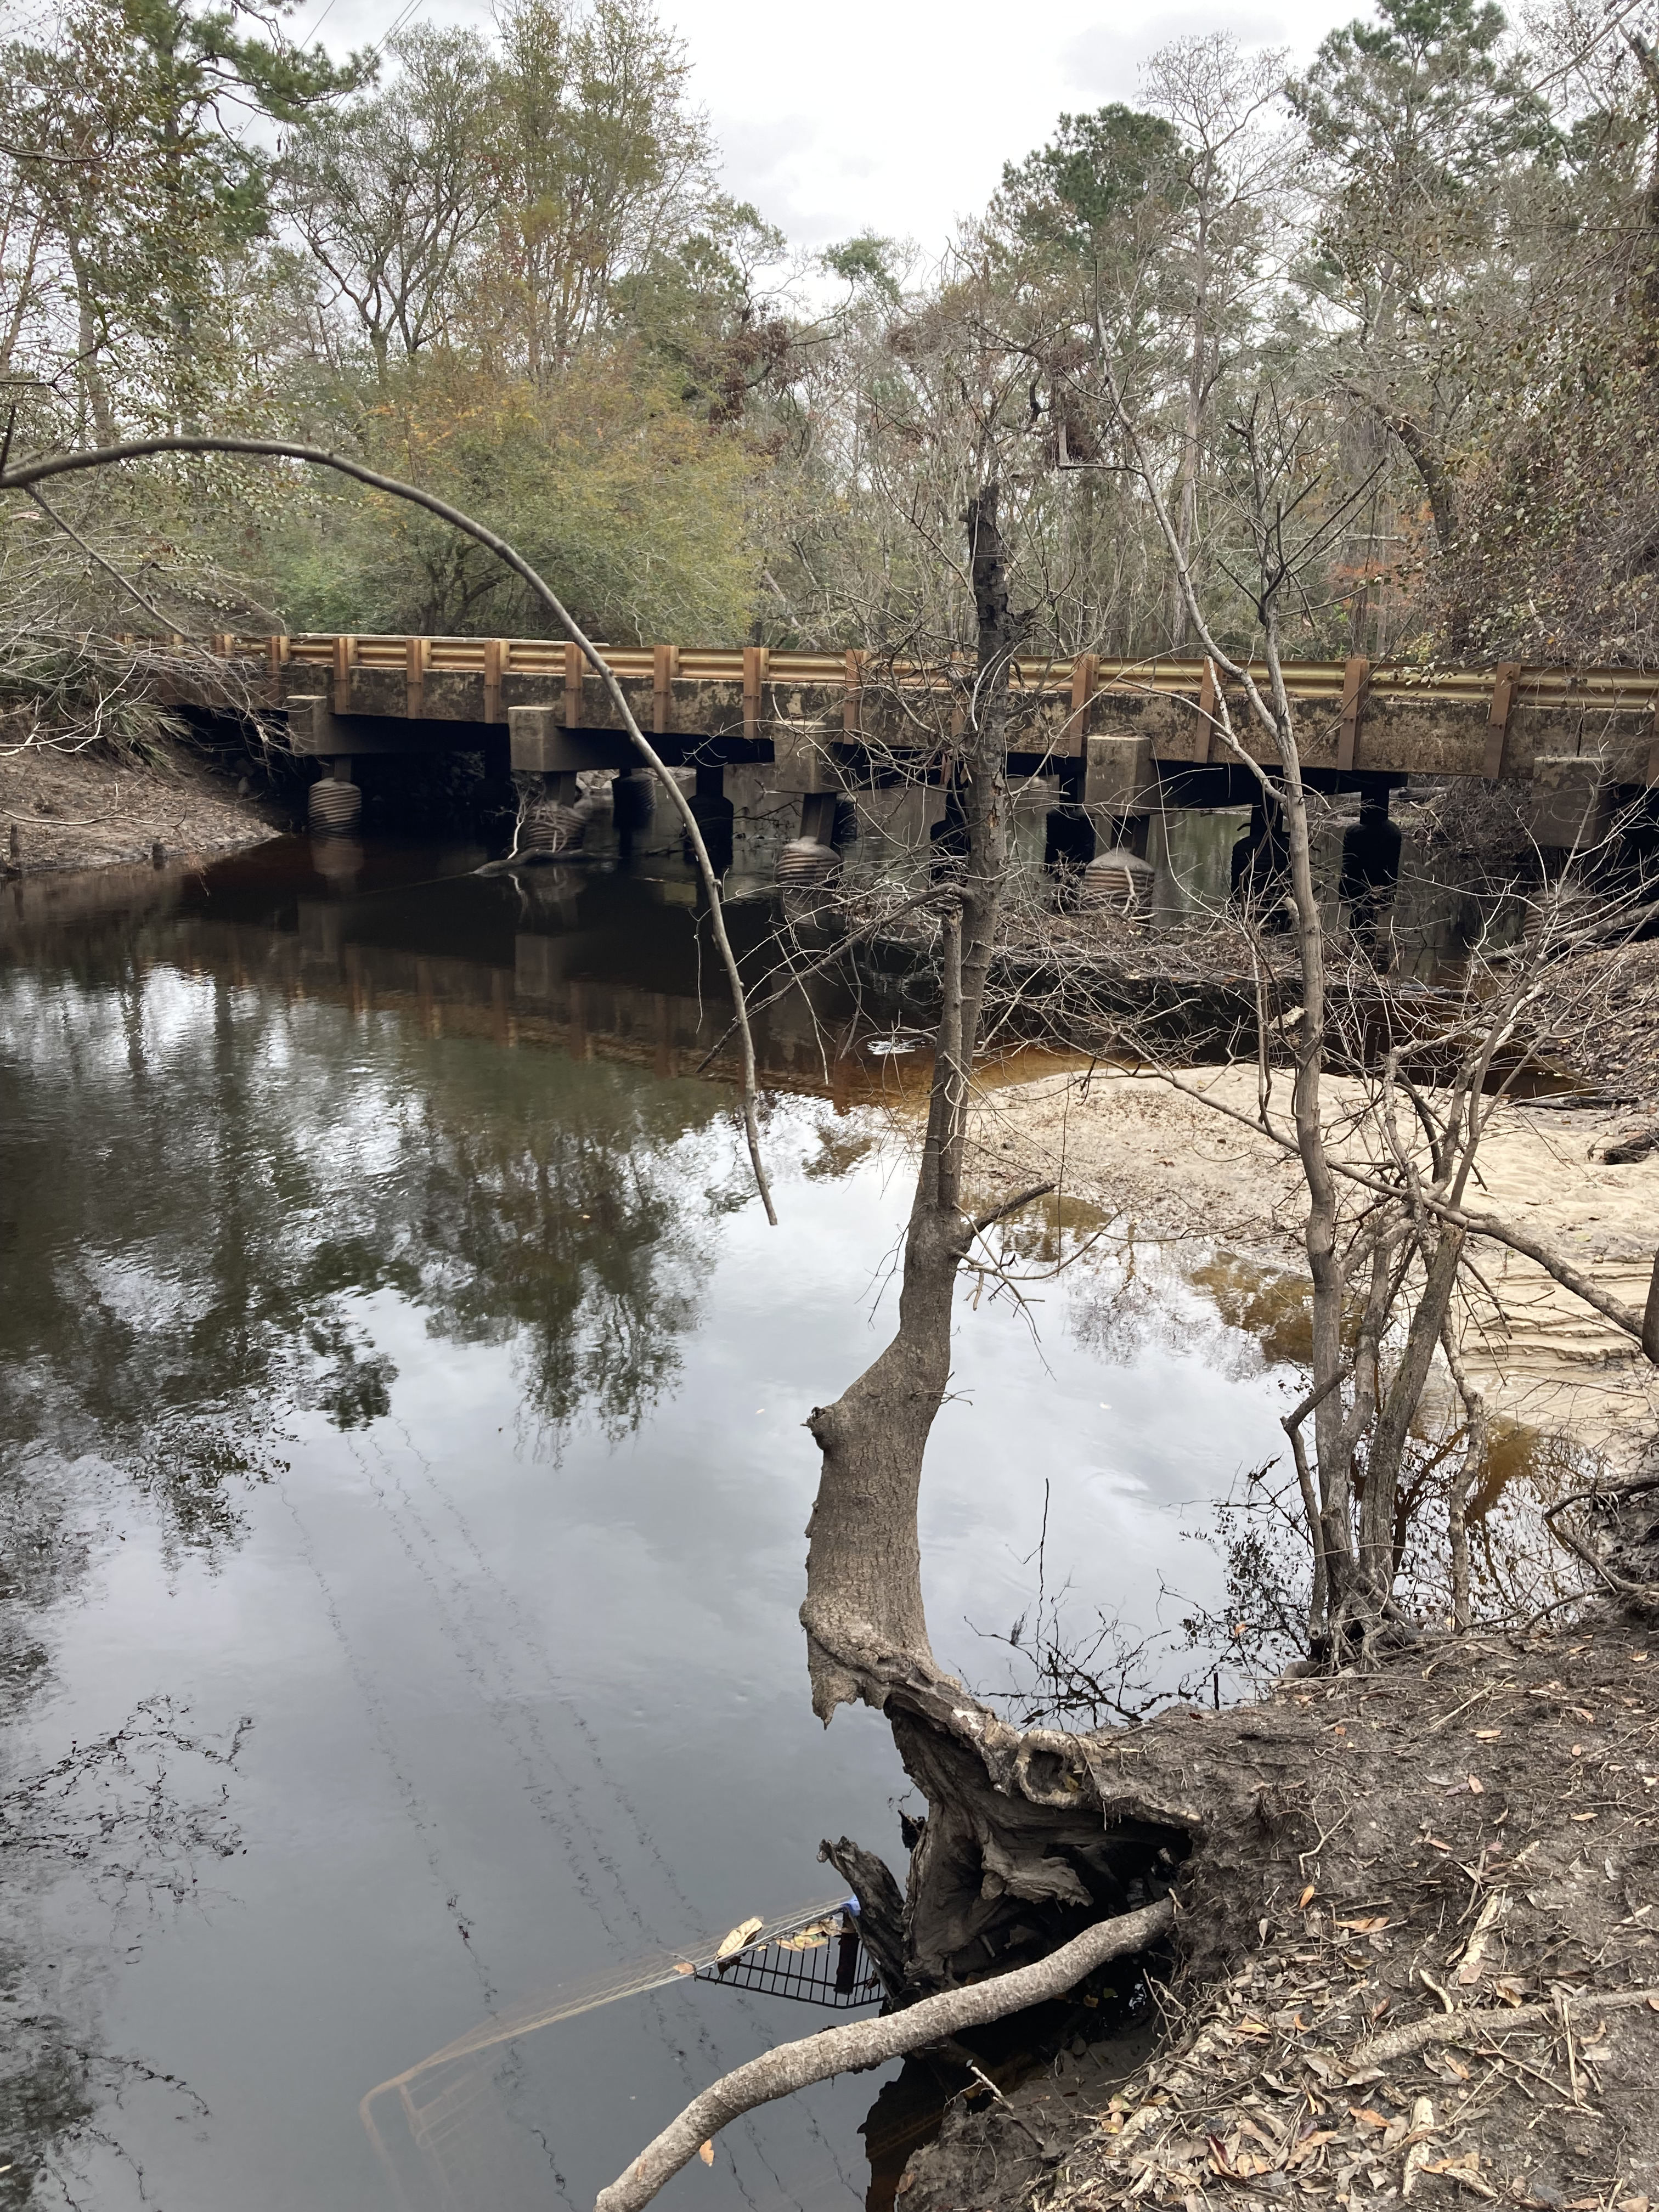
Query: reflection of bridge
176 634 1659 848
150 849 940 1106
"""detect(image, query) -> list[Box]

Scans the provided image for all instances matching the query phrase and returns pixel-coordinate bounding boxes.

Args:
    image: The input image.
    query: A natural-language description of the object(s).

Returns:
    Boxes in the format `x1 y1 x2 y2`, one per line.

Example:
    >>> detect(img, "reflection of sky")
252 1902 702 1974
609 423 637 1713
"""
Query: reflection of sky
7 983 1291 2208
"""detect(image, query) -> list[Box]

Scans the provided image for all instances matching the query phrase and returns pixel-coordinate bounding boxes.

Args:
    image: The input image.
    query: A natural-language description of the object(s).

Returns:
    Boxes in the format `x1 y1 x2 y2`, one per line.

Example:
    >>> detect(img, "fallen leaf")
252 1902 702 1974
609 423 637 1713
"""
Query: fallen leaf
674 1961 695 1976
894 2176 915 2199
1299 1883 1317 1908
1336 1916 1390 1932
1474 1729 1502 1740
1286 2130 1338 2168
699 2142 714 2166
1423 2154 1498 2199
1350 2106 1391 2130
1467 1775 1484 1794
1571 1811 1598 1822
1233 2016 1272 2038
716 1916 764 1959
776 1918 836 1951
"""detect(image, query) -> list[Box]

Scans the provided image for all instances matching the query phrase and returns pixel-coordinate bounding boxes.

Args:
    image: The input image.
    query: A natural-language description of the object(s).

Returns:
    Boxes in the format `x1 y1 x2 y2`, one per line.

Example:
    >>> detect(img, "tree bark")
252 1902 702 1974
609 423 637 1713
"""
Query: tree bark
800 482 1013 1722
591 1900 1175 2212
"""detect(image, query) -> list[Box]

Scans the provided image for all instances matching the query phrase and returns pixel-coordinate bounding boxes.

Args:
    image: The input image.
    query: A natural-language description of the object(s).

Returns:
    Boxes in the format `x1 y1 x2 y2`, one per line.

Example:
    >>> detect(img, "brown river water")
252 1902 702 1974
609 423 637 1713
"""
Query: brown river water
2 822 1327 2212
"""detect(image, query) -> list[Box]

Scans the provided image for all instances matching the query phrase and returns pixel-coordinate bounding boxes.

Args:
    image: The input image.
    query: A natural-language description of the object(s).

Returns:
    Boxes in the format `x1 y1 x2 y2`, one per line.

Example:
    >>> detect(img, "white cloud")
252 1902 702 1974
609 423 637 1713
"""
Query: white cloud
1063 5 1295 101
313 0 1370 255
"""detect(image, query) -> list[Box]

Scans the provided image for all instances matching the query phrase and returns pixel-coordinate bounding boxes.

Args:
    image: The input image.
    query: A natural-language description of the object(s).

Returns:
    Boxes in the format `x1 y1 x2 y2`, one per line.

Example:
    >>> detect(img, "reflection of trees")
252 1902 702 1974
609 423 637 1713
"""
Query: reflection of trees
0 953 726 1557
0 926 728 2200
397 1051 713 1448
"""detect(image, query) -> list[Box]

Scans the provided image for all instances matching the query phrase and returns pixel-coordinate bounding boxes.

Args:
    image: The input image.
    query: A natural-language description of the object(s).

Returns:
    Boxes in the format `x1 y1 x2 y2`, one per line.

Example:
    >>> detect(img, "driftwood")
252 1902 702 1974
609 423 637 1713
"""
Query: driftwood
590 1898 1175 2212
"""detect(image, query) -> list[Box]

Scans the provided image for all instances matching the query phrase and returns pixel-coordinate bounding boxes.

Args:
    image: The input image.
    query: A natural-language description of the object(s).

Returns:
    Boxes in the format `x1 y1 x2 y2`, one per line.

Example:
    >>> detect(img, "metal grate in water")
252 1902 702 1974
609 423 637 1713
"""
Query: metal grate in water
694 1908 883 2009
360 1891 884 2211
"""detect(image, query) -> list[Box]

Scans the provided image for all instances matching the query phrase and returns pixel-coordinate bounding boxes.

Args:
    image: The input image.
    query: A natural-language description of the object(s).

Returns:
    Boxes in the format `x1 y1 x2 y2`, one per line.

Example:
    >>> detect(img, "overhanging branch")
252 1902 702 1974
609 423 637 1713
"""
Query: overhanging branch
0 431 777 1222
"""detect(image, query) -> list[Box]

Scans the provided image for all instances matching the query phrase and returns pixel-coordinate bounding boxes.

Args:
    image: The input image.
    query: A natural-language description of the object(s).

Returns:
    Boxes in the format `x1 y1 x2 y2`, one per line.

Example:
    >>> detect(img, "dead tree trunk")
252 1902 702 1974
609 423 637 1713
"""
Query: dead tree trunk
801 483 1012 1723
798 488 1178 1997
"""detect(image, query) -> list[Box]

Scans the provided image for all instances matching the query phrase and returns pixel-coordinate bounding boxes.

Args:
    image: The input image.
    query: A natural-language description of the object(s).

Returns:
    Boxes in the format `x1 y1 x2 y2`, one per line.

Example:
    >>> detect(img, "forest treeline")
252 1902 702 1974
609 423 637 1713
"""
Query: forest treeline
4 0 1659 669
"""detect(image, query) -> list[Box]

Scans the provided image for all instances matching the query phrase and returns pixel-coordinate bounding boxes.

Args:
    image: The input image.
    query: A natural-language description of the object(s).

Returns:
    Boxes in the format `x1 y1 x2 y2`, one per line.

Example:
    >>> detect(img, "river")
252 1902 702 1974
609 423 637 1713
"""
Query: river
0 821 1309 2212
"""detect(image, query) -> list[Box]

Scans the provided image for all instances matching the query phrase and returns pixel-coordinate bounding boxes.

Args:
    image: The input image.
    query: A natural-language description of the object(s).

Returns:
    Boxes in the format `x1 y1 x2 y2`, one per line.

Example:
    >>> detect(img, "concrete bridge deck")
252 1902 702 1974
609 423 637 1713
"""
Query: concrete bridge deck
163 633 1659 848
174 635 1657 771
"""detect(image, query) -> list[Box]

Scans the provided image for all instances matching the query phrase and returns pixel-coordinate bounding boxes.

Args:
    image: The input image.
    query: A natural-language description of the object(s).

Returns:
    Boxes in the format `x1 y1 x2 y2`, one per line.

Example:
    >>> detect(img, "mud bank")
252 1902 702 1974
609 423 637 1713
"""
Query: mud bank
0 735 281 875
900 1604 1659 2212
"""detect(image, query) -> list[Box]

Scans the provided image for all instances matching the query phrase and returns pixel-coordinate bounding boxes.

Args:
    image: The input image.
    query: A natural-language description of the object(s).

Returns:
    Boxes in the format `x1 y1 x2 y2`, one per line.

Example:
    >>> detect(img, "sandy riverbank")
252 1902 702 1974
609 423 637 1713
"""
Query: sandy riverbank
1 735 283 876
945 1063 1659 1465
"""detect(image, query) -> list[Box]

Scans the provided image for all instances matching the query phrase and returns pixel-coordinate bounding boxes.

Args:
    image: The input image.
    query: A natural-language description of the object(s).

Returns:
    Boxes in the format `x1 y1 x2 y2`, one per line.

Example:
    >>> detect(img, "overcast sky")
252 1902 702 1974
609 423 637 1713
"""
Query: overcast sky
302 0 1373 256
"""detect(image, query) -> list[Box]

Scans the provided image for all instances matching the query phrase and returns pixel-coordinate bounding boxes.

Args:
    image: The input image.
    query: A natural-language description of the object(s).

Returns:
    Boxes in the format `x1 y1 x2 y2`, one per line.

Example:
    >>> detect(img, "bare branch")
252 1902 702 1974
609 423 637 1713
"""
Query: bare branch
0 433 776 1222
593 1899 1175 2212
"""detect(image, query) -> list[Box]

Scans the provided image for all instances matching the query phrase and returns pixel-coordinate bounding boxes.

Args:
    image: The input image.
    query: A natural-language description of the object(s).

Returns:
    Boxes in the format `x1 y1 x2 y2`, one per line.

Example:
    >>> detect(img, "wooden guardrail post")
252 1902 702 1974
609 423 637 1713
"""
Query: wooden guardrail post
1483 662 1521 778
484 637 509 724
843 650 865 737
653 645 678 736
332 635 357 714
266 633 289 707
1068 654 1097 754
1338 654 1369 772
405 636 428 719
743 645 769 744
563 641 583 730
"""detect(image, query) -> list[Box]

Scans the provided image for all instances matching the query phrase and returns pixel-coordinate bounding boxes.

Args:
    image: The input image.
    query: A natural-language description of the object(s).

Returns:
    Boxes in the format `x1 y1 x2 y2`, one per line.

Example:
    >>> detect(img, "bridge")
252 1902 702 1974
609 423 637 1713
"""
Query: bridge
170 633 1659 851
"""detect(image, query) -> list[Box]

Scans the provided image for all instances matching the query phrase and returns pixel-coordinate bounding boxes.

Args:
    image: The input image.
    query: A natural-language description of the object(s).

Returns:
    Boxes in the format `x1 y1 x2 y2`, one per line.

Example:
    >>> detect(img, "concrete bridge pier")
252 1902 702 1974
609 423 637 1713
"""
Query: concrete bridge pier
685 763 736 871
522 769 579 806
1340 780 1404 956
1231 792 1292 922
1081 732 1158 870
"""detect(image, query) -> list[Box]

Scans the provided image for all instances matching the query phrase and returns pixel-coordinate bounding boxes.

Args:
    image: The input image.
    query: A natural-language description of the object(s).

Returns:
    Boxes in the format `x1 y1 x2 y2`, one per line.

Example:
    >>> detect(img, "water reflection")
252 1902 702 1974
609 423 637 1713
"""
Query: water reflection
0 840 1321 2210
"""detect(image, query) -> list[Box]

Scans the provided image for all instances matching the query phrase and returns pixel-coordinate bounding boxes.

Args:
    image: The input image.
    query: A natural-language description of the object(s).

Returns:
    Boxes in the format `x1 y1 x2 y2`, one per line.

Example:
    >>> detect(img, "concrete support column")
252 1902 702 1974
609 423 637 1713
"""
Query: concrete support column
1082 732 1156 867
686 761 735 871
1340 782 1403 959
1231 791 1291 921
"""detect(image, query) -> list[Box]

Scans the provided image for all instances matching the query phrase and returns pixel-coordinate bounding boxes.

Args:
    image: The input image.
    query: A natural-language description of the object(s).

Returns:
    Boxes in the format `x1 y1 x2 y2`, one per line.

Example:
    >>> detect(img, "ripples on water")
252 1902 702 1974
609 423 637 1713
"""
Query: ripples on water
1 830 1331 2211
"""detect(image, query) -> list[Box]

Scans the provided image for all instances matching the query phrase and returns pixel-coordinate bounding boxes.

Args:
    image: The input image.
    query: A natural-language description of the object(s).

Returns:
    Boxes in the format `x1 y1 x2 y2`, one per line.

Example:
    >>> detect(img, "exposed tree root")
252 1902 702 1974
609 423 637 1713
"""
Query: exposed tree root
898 1604 1659 2212
590 1899 1174 2212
